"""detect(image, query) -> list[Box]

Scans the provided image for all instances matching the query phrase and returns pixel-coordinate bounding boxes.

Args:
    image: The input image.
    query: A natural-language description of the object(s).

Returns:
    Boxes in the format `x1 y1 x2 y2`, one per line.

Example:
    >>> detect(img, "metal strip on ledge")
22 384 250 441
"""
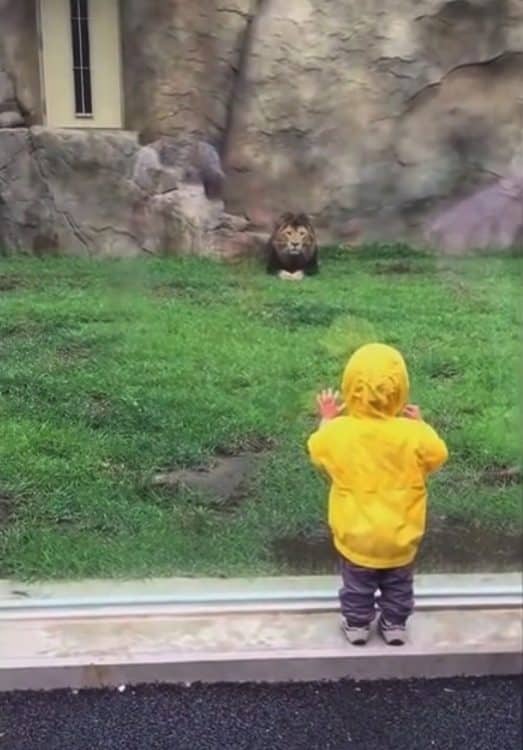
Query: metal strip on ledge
1 583 521 621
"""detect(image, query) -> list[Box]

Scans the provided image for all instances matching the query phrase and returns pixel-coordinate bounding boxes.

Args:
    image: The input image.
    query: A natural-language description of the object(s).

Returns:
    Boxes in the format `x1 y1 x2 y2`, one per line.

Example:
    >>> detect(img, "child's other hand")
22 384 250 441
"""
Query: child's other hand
403 404 422 420
316 388 345 420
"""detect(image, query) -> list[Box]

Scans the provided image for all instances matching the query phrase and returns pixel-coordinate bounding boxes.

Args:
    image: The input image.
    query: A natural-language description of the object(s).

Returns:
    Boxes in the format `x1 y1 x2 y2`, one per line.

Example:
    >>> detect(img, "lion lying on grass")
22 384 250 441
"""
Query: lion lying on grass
266 212 319 280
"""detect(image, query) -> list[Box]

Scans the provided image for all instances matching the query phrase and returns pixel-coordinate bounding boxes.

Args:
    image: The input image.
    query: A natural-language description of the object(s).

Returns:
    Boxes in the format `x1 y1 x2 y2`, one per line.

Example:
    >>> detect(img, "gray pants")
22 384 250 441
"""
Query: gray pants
339 556 414 627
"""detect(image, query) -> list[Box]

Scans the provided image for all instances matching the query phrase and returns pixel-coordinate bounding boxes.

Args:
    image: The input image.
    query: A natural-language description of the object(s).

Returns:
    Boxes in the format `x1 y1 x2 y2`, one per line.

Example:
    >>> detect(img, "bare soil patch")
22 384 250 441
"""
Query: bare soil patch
0 491 15 527
152 451 267 511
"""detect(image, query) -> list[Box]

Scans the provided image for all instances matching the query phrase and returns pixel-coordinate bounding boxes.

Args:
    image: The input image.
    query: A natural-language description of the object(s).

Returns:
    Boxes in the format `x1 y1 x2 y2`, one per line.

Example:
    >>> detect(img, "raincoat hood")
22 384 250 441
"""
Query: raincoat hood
341 343 409 418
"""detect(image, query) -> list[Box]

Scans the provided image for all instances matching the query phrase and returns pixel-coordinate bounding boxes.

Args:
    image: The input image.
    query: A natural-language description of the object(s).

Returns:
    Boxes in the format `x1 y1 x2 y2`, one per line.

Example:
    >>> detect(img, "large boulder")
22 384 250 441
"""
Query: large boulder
220 0 523 243
424 175 523 254
0 127 263 259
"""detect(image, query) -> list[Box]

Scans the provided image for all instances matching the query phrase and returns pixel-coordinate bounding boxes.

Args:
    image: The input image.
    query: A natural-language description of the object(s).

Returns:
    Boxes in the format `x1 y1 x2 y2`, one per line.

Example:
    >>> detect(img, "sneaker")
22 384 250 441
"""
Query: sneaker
378 617 407 646
340 618 371 646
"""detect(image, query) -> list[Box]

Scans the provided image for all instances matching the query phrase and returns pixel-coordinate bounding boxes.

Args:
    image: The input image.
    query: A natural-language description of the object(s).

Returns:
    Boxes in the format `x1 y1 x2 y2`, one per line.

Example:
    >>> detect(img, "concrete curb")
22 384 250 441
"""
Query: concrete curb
3 650 521 692
1 606 521 691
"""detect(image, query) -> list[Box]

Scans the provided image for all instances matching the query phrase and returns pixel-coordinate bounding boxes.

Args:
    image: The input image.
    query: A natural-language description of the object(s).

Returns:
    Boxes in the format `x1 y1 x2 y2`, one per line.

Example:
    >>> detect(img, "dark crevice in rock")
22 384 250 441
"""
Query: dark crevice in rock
220 0 269 161
8 70 29 124
216 7 250 20
26 130 92 255
0 143 27 173
0 69 25 128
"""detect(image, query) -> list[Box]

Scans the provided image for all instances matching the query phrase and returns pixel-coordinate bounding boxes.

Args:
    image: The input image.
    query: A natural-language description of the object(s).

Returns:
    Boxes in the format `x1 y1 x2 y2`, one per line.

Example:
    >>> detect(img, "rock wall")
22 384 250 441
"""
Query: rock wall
120 0 523 246
221 0 523 240
0 128 262 259
120 0 255 145
1 0 523 255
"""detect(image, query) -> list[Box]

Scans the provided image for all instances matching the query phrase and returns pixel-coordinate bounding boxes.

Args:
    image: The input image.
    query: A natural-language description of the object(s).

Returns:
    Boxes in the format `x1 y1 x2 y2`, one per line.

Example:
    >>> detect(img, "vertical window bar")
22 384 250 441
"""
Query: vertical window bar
70 0 93 116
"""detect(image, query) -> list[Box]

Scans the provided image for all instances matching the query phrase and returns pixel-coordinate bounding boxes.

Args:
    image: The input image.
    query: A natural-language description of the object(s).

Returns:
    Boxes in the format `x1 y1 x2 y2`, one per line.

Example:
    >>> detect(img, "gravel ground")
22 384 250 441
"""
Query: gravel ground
0 676 521 750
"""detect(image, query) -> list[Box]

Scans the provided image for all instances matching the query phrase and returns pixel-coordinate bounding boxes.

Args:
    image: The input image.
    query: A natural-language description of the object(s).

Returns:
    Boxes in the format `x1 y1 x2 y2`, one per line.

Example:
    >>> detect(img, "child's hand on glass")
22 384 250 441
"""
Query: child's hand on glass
316 388 345 421
402 404 422 420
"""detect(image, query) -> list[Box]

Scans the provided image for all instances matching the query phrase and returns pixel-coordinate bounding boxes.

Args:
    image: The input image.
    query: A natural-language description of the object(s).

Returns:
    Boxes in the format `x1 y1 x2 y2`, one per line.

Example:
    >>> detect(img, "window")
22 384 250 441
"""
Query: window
70 0 93 116
39 0 122 128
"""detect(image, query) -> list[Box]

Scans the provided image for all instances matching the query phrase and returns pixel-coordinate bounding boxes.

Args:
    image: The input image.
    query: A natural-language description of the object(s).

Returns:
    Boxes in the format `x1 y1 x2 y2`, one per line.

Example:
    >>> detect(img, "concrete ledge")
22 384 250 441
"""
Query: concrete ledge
1 608 521 691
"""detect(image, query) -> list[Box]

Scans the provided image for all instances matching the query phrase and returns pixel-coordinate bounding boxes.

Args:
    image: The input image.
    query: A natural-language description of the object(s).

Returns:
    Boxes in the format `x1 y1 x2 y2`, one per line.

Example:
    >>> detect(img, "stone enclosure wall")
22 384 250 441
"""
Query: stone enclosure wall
1 0 523 256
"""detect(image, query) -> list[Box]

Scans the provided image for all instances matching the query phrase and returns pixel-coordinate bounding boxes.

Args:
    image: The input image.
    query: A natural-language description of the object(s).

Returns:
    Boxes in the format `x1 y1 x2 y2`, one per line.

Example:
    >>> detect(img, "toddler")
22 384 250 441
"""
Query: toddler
308 343 448 645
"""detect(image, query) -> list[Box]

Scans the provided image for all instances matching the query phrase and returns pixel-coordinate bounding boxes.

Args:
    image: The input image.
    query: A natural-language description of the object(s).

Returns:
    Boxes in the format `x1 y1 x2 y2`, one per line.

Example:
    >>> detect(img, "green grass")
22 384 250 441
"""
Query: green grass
0 247 521 580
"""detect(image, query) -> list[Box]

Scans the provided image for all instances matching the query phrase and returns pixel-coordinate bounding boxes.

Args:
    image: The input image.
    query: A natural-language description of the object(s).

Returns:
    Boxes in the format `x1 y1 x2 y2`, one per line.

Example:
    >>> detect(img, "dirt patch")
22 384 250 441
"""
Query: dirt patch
152 451 267 511
481 465 521 487
262 300 344 329
57 342 94 363
86 392 113 428
427 361 459 380
215 435 275 456
152 283 180 299
373 260 430 275
271 516 523 574
0 275 24 292
152 276 240 300
0 492 15 527
0 321 42 339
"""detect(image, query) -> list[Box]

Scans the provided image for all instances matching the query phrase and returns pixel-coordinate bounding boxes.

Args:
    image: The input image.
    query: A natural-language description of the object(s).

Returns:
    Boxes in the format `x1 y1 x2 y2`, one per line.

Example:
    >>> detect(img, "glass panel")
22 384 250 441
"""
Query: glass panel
2 0 521 591
80 20 90 70
82 66 93 115
70 0 92 115
70 9 81 68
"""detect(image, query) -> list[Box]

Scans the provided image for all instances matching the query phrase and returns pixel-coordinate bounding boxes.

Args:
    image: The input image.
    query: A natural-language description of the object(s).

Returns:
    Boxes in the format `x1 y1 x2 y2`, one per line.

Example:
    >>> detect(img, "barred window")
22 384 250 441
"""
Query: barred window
70 0 93 116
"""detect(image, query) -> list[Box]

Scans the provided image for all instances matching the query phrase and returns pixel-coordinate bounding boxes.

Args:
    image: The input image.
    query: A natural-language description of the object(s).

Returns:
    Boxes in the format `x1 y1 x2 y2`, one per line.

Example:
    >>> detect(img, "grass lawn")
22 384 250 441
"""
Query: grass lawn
0 246 521 580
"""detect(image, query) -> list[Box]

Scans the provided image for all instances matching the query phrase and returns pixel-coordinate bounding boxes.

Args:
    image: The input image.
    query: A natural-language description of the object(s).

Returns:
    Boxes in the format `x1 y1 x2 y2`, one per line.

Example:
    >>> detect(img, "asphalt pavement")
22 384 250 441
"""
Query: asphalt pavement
0 676 521 750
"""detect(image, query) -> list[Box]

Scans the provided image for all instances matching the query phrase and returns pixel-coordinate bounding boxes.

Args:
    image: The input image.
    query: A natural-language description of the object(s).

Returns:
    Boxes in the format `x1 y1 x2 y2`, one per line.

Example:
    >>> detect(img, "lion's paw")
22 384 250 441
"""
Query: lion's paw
278 270 304 281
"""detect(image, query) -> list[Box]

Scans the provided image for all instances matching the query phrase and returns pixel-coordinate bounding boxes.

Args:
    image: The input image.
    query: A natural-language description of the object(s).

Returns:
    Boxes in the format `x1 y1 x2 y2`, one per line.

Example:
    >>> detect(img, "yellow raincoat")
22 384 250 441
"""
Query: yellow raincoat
308 343 448 569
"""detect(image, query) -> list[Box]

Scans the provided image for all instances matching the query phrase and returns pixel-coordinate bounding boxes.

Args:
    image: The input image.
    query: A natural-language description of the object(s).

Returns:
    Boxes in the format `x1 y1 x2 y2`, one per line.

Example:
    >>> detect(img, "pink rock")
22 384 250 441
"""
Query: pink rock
424 177 523 254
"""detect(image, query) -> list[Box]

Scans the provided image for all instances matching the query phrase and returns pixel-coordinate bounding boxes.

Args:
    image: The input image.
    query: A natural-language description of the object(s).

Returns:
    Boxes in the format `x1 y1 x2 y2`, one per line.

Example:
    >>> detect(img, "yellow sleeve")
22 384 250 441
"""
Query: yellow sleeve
418 422 448 474
307 423 333 470
307 429 325 469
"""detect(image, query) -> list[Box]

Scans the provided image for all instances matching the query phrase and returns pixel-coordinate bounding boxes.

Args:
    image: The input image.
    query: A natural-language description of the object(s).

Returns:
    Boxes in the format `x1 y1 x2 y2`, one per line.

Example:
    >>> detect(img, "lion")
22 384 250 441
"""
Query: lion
266 212 319 280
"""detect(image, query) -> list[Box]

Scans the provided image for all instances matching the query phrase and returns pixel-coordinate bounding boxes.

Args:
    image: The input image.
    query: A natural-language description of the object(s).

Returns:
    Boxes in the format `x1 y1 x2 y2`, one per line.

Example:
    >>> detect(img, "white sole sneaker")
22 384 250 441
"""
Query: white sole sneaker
340 618 371 646
378 618 407 646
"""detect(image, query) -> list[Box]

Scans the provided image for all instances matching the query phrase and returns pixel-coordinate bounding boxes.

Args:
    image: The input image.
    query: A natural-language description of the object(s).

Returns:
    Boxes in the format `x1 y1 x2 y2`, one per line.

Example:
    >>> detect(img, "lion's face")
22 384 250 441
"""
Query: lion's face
271 213 317 259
